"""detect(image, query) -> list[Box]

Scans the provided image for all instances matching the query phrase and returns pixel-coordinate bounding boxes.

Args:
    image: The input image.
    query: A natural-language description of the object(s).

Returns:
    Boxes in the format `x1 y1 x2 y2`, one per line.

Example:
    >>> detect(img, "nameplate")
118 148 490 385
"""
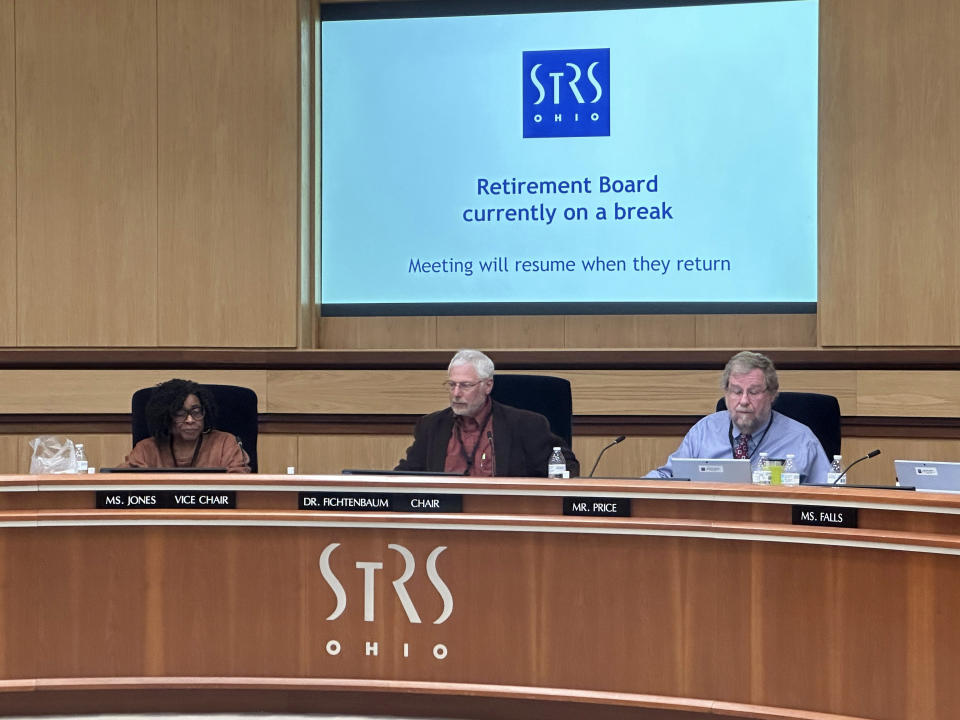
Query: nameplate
563 496 631 517
96 490 236 509
299 492 462 513
792 505 858 528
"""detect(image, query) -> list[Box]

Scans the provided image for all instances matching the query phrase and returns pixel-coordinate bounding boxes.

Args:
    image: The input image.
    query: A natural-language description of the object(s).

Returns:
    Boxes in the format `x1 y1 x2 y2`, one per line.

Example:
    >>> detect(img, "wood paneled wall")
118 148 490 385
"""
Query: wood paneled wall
318 314 819 350
16 0 158 347
4 0 298 348
2 0 959 350
819 0 960 346
157 0 299 347
4 367 960 418
0 0 15 347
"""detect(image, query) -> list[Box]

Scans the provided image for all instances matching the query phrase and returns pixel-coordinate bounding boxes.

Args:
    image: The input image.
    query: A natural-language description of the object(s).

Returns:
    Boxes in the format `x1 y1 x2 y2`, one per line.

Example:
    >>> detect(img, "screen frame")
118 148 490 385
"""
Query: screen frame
317 0 819 317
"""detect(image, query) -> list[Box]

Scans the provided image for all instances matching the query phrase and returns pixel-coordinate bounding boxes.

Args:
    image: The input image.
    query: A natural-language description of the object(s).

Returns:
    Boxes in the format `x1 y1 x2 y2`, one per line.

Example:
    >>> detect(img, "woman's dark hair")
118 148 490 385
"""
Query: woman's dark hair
145 379 217 441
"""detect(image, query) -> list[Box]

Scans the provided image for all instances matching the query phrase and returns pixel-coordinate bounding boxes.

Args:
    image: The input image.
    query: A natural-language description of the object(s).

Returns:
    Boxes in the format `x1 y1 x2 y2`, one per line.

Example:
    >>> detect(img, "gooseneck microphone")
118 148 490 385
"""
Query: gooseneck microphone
486 430 496 476
589 435 626 478
833 449 881 485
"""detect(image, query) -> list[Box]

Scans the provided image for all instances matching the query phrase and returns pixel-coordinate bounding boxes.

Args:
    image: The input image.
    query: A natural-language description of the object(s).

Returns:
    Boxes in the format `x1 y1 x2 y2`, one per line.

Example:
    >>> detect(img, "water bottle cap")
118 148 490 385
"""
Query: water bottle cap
552 446 561 451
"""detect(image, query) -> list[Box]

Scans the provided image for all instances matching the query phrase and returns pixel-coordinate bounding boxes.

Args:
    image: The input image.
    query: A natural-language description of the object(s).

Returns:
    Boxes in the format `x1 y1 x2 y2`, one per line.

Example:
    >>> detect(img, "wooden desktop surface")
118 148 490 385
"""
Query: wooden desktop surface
1 474 958 720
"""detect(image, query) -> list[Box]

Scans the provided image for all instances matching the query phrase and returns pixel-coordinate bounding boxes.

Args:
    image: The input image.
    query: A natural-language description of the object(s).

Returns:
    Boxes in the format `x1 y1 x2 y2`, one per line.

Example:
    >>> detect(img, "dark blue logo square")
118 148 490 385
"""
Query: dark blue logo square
523 48 610 138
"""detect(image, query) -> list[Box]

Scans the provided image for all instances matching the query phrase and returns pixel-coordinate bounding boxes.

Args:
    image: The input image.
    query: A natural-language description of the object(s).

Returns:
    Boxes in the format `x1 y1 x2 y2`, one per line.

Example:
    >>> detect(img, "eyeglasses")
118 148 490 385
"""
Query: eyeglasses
173 407 205 422
726 386 768 399
443 380 484 391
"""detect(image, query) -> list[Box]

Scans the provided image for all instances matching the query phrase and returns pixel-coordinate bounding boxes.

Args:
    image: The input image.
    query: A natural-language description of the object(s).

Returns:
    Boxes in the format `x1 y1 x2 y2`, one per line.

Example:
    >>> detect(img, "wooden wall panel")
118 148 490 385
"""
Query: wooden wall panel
0 0 14 347
319 314 815 350
819 0 960 346
319 317 437 349
263 369 860 416
560 369 858 416
437 316 564 349
266 369 447 414
7 367 957 419
0 436 18 476
0 370 267 414
157 0 298 347
694 314 817 349
297 434 413 475
563 315 697 349
575 435 682 479
857 371 960 417
15 0 158 346
257 434 300 475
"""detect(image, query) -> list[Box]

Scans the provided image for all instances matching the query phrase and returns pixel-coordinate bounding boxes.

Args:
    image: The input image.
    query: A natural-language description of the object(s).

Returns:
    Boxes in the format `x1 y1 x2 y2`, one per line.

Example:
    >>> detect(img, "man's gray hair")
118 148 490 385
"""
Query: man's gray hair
721 350 780 395
448 349 495 379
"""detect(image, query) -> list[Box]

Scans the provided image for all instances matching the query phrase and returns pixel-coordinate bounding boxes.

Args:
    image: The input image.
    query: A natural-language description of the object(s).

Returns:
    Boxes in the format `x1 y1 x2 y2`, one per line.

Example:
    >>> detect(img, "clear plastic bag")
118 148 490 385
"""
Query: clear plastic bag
28 436 79 474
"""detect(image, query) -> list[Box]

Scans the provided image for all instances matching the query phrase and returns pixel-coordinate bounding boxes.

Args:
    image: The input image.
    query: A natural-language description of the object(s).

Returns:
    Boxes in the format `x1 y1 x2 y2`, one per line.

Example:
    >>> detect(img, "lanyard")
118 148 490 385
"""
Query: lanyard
170 433 204 468
455 407 492 470
727 413 774 461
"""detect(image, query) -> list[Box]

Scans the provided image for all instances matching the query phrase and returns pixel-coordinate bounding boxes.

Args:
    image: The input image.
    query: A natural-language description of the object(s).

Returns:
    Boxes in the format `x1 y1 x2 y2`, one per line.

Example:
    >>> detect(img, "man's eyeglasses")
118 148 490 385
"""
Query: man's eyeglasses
443 380 483 391
725 386 768 399
173 407 205 422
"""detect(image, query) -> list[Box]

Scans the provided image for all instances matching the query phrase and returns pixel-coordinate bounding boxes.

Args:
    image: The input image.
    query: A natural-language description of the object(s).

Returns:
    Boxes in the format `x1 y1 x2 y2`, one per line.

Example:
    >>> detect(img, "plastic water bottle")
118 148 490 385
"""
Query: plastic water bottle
782 454 800 486
75 443 89 474
827 455 844 484
547 447 566 478
753 452 771 485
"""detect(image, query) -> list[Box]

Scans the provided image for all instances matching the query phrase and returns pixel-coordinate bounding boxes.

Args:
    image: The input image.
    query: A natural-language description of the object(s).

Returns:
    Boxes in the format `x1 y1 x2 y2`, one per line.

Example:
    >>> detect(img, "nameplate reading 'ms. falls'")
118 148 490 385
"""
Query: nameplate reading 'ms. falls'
299 492 463 513
96 490 236 509
792 505 858 528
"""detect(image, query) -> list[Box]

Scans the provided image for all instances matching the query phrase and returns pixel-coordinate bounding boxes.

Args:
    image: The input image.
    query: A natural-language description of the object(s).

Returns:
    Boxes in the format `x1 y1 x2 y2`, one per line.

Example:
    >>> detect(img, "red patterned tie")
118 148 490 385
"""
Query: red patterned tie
734 433 751 459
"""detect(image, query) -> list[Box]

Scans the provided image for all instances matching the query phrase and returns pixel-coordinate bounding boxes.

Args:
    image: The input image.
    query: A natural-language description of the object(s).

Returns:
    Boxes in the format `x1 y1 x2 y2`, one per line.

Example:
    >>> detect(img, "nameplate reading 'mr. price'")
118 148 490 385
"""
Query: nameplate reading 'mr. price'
96 491 236 509
299 492 463 513
563 496 631 517
792 505 858 528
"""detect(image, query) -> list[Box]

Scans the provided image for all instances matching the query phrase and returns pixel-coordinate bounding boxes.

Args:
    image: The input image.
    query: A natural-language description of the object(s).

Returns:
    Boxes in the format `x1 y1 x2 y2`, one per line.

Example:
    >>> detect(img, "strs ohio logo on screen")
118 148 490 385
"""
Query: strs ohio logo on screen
523 48 610 138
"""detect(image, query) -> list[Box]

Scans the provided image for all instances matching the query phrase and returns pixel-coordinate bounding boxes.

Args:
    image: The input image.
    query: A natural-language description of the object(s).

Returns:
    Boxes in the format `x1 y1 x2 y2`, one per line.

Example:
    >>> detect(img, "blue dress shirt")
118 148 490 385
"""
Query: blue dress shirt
647 410 831 484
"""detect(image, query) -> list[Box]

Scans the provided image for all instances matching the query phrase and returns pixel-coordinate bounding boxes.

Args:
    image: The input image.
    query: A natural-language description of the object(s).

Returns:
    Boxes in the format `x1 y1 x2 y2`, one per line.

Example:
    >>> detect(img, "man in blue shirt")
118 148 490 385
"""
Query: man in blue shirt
648 351 830 483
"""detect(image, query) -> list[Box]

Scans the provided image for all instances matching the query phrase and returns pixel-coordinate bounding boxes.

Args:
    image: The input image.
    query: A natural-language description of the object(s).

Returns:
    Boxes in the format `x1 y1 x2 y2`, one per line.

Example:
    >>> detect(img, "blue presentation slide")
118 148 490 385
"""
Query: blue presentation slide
320 0 819 313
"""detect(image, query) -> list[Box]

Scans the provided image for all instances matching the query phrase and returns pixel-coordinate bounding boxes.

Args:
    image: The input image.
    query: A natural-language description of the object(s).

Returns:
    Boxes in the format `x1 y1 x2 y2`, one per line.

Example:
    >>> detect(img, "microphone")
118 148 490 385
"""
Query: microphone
832 449 881 485
589 435 626 478
486 430 496 476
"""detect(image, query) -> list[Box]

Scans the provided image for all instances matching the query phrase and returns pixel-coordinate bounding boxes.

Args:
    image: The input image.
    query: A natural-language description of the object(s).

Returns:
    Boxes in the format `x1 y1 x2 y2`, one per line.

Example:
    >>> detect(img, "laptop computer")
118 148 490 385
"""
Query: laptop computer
894 460 960 491
671 458 753 484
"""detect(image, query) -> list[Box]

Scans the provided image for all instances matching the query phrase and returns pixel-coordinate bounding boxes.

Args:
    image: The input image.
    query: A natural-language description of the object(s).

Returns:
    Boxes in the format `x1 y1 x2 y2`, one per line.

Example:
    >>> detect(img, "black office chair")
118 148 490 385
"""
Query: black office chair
716 391 841 459
490 374 573 446
132 384 259 472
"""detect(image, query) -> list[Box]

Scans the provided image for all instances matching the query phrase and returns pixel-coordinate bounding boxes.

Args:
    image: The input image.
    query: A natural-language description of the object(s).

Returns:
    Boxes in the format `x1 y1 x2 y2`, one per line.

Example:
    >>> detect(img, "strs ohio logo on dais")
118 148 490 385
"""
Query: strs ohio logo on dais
523 48 610 138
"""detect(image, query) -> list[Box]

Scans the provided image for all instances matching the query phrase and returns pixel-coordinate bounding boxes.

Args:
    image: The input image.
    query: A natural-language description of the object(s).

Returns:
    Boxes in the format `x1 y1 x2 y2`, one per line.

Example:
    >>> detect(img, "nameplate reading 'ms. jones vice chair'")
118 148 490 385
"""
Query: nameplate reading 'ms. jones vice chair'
490 374 573 447
131 384 259 472
716 391 841 460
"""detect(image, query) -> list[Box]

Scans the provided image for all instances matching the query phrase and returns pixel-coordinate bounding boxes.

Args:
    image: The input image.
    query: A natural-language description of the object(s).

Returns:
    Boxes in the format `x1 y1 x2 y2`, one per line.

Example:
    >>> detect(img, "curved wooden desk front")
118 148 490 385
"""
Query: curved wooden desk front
1 474 958 720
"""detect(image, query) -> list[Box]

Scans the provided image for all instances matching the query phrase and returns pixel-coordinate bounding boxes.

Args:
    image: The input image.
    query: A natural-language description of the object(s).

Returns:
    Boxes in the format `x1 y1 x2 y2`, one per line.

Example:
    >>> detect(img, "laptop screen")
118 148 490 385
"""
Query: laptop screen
894 460 960 491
